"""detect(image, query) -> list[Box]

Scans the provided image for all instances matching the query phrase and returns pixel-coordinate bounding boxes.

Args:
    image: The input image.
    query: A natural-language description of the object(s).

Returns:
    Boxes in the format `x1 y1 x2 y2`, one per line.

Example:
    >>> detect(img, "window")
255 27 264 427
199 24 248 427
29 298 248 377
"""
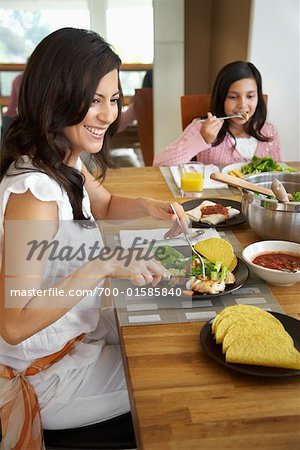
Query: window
106 1 153 64
0 0 153 64
106 0 153 96
0 0 153 112
0 1 90 62
0 1 90 97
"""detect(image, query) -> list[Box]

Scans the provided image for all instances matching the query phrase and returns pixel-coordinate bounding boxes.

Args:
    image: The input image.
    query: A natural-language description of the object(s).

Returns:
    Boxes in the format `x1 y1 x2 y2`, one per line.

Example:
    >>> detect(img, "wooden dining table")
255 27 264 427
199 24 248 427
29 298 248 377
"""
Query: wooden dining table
103 164 300 450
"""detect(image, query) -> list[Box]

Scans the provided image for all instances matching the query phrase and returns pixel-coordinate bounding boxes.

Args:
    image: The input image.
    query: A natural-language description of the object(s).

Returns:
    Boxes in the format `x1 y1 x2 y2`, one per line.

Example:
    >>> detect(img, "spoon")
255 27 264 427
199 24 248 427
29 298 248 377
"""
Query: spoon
271 179 289 203
210 172 293 201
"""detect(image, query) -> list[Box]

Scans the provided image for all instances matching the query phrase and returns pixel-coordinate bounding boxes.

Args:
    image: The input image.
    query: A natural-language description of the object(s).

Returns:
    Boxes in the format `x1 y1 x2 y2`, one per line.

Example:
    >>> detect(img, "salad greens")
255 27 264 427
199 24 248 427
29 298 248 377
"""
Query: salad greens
191 256 228 281
241 156 297 175
292 192 300 202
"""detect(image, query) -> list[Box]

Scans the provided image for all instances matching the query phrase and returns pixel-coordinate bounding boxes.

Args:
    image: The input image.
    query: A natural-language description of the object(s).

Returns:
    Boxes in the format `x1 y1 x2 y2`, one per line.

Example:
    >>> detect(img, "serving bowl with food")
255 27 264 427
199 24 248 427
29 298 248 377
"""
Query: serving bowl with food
242 240 300 286
241 172 300 242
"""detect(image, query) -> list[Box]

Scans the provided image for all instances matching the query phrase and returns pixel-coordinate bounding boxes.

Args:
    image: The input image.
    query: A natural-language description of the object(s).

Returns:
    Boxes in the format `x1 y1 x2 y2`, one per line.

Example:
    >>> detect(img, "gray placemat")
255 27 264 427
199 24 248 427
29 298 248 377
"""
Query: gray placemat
160 166 239 198
112 230 284 326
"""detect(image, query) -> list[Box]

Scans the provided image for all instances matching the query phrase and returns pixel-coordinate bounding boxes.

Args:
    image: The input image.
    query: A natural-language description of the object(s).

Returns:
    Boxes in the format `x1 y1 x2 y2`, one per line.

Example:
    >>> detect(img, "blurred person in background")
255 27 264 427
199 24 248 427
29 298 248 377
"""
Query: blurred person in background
1 72 24 138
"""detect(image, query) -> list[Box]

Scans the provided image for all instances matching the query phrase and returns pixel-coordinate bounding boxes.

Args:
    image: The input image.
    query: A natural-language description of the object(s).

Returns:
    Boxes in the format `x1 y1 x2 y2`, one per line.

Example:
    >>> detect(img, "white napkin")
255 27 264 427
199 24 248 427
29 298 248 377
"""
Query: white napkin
119 227 220 248
170 164 227 189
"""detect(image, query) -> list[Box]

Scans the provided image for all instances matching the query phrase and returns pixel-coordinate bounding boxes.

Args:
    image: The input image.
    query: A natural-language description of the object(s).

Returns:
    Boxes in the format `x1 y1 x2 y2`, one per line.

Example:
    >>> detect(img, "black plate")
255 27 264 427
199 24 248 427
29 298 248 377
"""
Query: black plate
182 198 246 229
188 257 249 299
200 311 300 377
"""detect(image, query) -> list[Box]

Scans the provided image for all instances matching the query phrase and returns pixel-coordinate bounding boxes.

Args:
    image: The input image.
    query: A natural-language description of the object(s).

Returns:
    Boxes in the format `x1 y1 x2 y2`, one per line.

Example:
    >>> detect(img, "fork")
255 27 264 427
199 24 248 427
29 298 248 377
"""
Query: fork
195 112 248 122
170 204 206 277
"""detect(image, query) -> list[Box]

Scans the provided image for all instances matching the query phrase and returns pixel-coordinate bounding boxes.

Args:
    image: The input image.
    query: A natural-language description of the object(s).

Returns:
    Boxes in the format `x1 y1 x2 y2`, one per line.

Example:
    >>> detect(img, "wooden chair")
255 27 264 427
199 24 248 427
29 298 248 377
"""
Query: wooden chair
134 88 153 166
180 94 211 130
180 94 268 130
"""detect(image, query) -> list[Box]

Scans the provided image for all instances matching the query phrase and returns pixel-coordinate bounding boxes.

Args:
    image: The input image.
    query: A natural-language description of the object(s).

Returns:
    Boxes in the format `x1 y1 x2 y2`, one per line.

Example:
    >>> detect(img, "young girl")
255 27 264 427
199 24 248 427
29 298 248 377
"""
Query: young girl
0 28 186 450
153 61 282 166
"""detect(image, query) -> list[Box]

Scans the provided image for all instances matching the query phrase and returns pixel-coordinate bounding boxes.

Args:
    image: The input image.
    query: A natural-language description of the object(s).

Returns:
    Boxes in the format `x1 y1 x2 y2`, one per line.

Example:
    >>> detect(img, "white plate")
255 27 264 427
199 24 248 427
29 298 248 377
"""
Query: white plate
222 161 295 177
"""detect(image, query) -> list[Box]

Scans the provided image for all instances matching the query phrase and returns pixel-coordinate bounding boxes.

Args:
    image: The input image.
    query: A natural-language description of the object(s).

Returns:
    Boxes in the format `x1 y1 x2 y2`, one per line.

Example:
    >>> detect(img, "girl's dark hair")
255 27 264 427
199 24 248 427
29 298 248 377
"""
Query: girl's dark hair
0 27 122 220
210 60 269 146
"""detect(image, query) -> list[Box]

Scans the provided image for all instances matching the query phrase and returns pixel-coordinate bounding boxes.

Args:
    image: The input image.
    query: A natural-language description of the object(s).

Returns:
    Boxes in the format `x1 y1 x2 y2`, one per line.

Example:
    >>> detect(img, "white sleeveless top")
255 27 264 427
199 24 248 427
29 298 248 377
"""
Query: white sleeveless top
0 156 129 428
230 136 258 159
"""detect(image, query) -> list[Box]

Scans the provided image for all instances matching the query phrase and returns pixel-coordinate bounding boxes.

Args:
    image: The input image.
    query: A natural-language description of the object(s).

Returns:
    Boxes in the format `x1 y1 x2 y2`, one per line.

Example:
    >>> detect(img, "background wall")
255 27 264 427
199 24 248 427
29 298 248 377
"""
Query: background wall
248 0 299 162
185 0 251 94
209 0 251 87
184 0 212 94
153 0 184 154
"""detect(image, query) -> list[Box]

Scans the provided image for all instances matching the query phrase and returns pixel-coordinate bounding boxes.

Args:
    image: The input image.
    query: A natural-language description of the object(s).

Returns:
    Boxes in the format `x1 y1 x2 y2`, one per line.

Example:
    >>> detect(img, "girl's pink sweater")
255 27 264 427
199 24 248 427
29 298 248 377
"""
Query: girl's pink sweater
153 121 282 166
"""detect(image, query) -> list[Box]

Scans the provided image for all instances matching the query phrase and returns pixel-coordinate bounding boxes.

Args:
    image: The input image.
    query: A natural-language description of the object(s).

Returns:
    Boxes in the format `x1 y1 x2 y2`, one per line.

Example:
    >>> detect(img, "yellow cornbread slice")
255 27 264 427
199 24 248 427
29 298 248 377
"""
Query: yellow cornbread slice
194 238 237 271
214 314 283 344
225 336 300 370
212 304 279 334
222 322 294 354
212 305 300 370
228 255 238 272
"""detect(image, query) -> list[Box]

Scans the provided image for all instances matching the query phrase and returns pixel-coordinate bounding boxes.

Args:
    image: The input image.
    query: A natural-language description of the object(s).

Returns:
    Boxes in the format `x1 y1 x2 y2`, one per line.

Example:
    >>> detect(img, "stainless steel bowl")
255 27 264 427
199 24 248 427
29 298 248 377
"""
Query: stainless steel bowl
241 172 300 243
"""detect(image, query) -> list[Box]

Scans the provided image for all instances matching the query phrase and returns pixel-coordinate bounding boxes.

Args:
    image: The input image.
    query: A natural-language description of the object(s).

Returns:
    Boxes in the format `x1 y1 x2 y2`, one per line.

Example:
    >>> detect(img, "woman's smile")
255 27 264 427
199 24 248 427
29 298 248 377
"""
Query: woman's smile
84 125 108 138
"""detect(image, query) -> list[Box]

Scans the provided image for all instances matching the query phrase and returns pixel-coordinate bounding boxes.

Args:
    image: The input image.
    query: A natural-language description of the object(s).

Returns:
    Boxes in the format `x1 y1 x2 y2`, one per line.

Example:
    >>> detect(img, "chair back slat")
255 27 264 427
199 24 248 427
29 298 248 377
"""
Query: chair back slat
134 88 153 166
181 94 211 130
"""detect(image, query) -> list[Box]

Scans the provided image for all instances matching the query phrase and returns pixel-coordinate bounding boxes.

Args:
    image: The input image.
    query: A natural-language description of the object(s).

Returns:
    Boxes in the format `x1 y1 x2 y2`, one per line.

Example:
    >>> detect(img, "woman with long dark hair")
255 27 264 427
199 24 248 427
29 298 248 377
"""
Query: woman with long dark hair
0 28 186 450
154 60 282 166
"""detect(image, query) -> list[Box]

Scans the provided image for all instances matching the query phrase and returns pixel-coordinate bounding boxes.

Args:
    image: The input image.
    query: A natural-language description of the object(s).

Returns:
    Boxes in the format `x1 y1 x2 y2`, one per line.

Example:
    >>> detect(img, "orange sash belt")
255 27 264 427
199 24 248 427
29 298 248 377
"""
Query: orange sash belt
0 333 85 450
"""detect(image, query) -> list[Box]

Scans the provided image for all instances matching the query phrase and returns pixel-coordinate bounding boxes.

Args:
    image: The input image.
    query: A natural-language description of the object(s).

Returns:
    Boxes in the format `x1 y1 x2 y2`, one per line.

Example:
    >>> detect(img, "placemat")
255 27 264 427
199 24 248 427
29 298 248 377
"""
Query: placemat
160 166 238 198
111 230 284 326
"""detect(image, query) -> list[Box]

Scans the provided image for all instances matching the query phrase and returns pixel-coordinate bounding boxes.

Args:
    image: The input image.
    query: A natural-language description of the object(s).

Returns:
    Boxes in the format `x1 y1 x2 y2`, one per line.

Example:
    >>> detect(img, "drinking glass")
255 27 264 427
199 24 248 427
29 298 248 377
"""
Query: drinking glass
180 162 204 197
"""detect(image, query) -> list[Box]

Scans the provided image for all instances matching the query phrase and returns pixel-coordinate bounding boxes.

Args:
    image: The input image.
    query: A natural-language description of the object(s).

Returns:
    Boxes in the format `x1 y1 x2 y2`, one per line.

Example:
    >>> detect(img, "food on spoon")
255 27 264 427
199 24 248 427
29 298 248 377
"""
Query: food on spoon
240 112 249 121
186 200 240 225
212 305 300 370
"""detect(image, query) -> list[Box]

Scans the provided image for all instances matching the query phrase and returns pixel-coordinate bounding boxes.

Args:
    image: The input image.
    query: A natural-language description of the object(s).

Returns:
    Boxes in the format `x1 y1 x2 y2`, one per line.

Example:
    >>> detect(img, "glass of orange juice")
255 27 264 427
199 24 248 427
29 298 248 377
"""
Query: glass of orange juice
180 163 204 197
